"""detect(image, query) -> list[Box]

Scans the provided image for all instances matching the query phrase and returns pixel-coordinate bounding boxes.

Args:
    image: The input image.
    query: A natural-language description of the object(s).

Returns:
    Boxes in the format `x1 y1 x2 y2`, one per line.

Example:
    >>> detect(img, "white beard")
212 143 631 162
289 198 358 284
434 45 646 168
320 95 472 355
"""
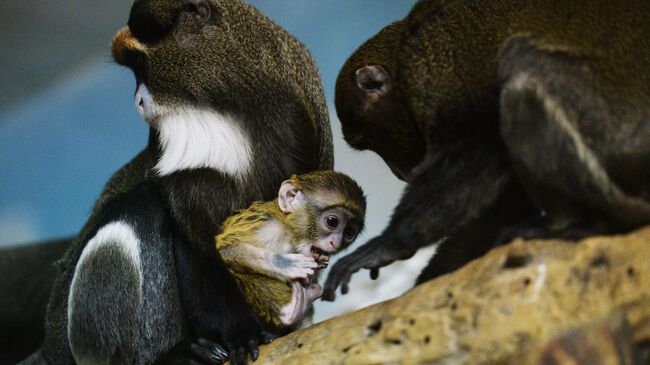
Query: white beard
134 84 253 178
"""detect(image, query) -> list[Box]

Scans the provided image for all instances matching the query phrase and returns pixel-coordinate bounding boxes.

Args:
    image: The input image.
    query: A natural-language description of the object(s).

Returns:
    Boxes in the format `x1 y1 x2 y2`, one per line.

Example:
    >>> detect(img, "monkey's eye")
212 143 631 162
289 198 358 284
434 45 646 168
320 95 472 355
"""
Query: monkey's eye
182 0 212 21
325 216 339 229
343 226 357 240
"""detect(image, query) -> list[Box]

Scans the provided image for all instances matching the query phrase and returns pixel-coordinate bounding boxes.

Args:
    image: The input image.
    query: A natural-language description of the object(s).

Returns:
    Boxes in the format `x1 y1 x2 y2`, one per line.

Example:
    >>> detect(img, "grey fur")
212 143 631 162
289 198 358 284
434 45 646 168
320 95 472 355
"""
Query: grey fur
68 236 142 365
271 254 293 270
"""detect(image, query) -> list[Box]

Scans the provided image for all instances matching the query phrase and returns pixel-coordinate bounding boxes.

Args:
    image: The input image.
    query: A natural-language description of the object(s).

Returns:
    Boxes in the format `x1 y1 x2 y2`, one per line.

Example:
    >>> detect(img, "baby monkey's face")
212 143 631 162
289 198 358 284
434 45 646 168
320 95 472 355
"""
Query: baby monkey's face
277 176 365 269
311 207 360 264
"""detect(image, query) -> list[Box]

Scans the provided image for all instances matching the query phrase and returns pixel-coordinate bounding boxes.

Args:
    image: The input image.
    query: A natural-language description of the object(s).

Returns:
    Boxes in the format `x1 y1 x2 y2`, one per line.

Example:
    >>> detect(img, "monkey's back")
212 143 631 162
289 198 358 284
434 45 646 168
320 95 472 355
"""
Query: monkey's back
396 0 650 196
400 0 650 124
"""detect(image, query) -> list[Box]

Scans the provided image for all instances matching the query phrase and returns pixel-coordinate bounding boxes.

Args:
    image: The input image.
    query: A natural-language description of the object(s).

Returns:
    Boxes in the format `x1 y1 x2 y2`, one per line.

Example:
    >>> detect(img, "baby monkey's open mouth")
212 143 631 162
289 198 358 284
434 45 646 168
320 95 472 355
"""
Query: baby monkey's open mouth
311 246 330 267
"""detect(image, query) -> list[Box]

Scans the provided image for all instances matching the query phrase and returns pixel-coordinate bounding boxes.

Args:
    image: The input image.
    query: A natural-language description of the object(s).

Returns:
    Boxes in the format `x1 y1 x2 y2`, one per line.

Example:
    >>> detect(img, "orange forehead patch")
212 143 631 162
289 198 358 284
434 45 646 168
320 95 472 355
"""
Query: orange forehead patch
111 26 148 64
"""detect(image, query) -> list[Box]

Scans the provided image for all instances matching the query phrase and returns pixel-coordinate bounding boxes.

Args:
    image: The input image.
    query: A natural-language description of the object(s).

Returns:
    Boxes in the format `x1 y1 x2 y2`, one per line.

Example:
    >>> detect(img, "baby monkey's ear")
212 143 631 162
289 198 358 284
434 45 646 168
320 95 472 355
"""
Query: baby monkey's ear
278 180 304 213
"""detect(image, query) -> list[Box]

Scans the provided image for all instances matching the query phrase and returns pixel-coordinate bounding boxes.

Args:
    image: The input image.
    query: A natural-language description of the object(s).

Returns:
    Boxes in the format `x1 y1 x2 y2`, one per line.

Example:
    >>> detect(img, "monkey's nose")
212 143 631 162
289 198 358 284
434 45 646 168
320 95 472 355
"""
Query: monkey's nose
112 26 148 69
355 65 391 95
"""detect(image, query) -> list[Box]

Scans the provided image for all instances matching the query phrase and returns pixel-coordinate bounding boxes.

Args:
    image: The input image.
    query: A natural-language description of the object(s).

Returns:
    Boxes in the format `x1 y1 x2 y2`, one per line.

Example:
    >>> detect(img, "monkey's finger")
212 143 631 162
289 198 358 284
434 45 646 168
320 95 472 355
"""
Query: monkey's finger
195 338 229 363
321 287 336 301
370 268 380 280
340 271 354 295
197 338 228 364
197 338 226 353
190 342 221 364
209 346 228 362
259 332 277 344
248 339 260 361
322 264 359 300
322 249 371 300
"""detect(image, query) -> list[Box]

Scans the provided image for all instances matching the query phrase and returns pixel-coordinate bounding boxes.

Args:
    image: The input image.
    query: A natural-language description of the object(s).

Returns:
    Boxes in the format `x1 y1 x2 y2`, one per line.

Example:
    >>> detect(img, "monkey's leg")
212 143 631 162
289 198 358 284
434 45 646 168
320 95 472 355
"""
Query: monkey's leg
67 223 188 365
499 37 650 236
67 222 143 364
279 281 306 327
416 180 536 284
62 184 186 365
295 284 321 330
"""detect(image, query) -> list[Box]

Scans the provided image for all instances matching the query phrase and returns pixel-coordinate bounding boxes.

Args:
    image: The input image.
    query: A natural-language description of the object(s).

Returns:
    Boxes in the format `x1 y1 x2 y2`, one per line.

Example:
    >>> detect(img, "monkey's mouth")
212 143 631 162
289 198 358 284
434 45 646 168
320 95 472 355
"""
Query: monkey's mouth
134 83 160 124
311 246 330 262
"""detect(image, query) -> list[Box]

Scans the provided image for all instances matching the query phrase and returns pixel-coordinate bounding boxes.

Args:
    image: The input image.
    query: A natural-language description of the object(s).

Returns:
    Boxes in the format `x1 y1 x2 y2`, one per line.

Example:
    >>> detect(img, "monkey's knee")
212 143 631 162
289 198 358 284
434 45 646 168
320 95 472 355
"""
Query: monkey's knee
68 222 143 365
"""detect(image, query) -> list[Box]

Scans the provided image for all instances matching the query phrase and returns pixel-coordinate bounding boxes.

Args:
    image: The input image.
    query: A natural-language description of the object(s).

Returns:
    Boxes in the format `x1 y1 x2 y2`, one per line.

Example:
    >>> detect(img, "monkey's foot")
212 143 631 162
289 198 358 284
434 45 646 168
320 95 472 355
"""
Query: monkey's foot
305 282 323 301
280 282 321 327
224 331 276 365
280 281 307 326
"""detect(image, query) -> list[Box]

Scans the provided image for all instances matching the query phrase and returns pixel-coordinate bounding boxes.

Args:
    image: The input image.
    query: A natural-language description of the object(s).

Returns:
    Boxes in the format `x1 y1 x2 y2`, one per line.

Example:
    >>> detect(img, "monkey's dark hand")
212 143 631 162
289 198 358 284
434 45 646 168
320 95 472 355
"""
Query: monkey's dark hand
221 330 276 365
322 235 417 301
154 337 229 365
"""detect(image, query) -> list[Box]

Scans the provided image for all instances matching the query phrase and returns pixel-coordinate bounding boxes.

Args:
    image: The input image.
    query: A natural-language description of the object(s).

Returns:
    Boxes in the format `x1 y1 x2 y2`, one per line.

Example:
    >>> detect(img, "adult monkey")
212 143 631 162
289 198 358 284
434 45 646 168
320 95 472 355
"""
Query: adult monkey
324 0 650 299
19 0 332 364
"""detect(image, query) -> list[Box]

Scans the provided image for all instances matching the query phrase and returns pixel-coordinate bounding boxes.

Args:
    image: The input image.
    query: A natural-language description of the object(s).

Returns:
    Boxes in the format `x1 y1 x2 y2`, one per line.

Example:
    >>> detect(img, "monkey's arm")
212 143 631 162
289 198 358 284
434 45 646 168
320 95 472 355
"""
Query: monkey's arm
219 243 318 282
323 148 511 300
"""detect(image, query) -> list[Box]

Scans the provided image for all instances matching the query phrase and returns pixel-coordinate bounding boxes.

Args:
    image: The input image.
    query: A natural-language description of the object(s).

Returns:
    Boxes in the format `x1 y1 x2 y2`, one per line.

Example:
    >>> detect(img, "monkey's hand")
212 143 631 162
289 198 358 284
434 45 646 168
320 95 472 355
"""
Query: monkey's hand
273 253 318 282
155 337 229 365
222 331 277 365
317 255 330 269
322 235 416 301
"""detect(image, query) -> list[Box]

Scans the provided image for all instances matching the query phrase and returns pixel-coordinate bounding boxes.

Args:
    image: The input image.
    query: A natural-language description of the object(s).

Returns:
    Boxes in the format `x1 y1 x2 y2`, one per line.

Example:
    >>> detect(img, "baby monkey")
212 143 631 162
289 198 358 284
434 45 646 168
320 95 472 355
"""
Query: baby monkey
216 171 366 332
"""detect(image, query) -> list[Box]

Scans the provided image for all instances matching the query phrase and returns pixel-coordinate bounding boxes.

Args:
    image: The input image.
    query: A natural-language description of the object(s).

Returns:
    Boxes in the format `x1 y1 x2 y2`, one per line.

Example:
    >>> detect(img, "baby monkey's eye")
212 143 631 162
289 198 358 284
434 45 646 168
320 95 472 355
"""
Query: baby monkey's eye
343 226 356 240
326 216 339 229
183 0 212 21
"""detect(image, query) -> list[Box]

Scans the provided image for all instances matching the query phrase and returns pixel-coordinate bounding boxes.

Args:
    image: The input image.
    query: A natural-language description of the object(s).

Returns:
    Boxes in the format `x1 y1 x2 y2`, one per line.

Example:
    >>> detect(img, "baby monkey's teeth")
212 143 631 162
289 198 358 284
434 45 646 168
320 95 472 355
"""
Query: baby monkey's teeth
311 246 327 258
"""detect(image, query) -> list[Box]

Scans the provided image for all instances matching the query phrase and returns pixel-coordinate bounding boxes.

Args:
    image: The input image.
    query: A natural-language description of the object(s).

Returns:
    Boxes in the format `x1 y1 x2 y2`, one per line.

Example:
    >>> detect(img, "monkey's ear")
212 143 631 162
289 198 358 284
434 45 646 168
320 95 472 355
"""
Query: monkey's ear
278 180 304 213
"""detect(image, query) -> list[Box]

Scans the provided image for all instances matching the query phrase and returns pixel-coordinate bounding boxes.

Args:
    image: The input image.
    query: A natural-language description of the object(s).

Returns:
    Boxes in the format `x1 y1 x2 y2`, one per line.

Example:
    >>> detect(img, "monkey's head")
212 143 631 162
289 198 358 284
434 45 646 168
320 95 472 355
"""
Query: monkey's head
278 171 366 262
111 0 329 178
335 22 425 181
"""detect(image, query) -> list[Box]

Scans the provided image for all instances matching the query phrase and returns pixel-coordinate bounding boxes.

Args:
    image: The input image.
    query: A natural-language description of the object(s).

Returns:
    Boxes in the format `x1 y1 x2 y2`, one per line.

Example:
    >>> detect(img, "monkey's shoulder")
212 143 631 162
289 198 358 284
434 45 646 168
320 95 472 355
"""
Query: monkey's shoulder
217 201 285 244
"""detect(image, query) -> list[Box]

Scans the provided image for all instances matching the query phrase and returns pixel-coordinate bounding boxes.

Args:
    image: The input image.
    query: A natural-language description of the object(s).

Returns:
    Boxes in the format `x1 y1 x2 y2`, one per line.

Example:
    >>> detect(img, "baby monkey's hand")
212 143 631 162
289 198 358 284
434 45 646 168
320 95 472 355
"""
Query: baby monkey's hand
273 253 318 282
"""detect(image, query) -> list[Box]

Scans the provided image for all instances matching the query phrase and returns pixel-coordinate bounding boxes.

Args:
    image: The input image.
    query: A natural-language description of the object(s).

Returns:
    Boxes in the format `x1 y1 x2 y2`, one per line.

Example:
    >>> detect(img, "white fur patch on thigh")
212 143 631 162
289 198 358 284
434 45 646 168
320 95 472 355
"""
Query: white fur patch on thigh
67 221 143 356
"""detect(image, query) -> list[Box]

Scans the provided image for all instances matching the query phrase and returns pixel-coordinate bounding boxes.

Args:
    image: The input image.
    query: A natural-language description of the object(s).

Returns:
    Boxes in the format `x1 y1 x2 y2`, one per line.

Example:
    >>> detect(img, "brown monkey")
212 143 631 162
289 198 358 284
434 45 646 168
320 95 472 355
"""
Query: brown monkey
216 171 365 332
325 0 650 299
